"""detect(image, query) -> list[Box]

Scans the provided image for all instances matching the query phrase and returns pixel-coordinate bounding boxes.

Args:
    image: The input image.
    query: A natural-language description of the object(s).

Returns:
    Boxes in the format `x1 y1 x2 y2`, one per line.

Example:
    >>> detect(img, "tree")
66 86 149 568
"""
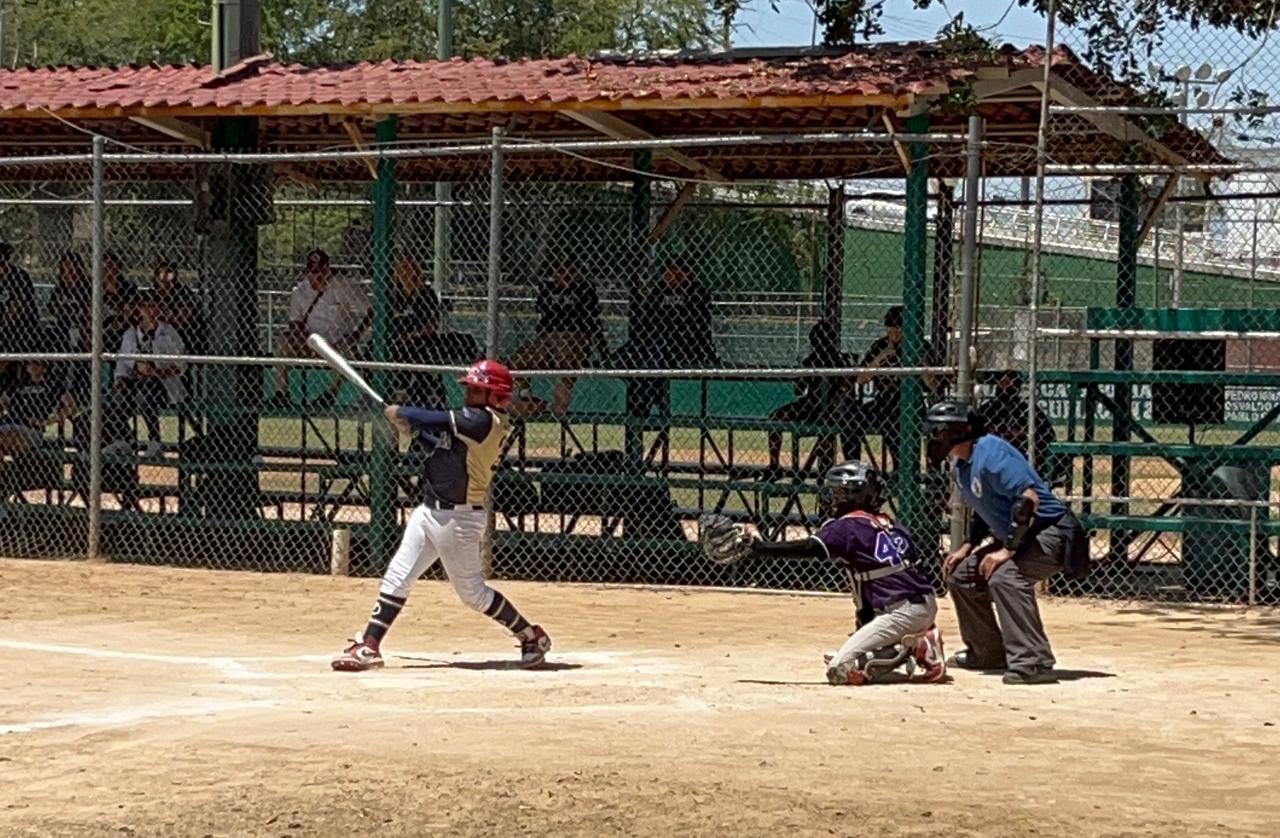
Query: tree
815 1 1280 82
0 0 725 67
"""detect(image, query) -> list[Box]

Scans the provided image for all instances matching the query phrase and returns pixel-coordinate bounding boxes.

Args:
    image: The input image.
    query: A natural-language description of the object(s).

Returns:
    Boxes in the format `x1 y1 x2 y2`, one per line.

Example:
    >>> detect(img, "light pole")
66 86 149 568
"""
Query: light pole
1152 62 1233 307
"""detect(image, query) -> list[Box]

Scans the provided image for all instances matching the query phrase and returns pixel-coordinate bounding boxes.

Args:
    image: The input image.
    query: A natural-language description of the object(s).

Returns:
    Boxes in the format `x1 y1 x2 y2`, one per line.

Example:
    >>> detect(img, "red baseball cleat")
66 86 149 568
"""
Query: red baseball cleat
331 633 384 672
911 626 947 684
518 625 552 669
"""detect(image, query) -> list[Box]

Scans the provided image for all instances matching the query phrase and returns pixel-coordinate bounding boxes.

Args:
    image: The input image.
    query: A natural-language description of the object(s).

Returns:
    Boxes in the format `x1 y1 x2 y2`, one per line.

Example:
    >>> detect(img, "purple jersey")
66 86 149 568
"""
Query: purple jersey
817 512 934 611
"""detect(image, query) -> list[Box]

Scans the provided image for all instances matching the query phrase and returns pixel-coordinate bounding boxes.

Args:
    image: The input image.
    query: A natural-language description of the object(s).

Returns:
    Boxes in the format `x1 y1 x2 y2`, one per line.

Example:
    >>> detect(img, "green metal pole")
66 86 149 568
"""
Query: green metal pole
625 149 653 472
1111 171 1139 560
370 115 398 563
897 112 930 533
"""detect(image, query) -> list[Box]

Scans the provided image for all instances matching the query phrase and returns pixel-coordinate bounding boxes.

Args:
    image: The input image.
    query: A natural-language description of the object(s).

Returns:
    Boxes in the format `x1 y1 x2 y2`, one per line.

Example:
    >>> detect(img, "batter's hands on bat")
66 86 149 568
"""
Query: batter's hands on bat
979 547 1013 580
384 404 411 436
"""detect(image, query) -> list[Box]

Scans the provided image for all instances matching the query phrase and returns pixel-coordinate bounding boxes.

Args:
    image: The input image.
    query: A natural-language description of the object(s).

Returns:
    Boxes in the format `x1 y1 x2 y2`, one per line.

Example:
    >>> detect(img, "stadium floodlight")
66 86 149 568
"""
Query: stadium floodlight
1195 62 1213 81
1172 92 1189 107
1216 68 1234 84
1173 65 1193 82
1196 90 1211 108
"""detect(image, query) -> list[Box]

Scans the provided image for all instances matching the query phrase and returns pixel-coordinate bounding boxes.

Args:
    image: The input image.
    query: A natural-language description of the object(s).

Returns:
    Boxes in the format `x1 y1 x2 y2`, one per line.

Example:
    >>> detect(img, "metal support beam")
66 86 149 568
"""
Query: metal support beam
1111 172 1140 562
87 136 105 561
824 183 845 339
930 182 955 357
949 118 982 553
625 149 653 471
897 112 930 534
565 110 729 182
369 116 398 564
486 127 504 358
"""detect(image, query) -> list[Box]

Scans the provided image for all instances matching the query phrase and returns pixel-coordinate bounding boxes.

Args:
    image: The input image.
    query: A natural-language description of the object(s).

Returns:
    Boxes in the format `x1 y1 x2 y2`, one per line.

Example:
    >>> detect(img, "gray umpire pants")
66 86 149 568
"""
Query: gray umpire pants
946 515 1077 672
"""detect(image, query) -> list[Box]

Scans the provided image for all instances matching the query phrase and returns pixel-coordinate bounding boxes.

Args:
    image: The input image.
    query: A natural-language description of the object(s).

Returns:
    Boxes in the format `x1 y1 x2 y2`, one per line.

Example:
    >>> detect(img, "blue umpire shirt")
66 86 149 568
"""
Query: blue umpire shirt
954 434 1066 541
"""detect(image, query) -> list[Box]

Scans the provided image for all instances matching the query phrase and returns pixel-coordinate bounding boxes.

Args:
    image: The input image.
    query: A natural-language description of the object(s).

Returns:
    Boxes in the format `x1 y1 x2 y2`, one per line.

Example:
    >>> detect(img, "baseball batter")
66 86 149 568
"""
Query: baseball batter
331 360 552 671
700 461 945 685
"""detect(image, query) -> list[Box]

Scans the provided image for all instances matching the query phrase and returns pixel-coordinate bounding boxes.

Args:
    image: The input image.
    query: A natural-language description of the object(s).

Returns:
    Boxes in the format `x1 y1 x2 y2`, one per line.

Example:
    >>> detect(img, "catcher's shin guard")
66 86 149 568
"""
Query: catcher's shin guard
825 645 915 686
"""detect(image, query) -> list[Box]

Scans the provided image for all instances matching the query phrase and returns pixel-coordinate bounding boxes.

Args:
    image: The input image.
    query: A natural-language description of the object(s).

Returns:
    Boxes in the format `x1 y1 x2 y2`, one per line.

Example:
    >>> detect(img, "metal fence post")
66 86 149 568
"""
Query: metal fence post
486 127 504 358
950 116 982 551
1248 505 1259 607
1026 0 1055 472
87 135 106 561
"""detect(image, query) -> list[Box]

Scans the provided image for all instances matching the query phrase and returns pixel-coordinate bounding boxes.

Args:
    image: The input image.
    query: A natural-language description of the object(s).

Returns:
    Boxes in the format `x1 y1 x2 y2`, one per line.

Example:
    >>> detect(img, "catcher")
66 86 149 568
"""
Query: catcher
700 461 945 685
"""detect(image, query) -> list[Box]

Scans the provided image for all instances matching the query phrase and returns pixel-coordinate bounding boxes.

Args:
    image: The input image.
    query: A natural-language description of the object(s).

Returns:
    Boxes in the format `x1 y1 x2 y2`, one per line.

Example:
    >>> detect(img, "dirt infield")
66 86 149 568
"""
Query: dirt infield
1 560 1277 837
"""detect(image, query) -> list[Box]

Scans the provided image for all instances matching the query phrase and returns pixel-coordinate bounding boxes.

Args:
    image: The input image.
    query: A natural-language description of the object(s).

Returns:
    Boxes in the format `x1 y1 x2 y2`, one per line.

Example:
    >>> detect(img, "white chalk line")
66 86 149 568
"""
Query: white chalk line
0 639 676 679
0 698 277 736
0 639 708 735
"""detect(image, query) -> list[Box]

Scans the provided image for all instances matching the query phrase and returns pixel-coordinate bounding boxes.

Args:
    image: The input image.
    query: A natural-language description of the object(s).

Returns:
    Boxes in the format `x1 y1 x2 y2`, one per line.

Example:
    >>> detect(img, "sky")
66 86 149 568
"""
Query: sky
732 0 1050 50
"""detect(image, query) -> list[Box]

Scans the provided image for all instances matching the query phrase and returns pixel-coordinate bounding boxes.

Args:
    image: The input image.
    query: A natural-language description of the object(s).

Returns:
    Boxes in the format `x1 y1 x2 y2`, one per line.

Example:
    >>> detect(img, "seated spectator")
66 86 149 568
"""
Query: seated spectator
151 261 204 352
113 292 186 459
509 259 606 417
622 259 716 417
48 252 93 402
980 369 1061 484
846 305 937 469
389 256 447 409
0 355 69 457
765 320 852 478
0 241 37 392
102 251 139 353
267 248 371 408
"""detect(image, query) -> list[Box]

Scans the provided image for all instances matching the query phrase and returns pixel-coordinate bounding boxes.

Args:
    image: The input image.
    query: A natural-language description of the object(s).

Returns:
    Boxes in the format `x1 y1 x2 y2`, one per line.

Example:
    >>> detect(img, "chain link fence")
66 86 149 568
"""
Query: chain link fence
0 104 1276 604
1012 7 1280 605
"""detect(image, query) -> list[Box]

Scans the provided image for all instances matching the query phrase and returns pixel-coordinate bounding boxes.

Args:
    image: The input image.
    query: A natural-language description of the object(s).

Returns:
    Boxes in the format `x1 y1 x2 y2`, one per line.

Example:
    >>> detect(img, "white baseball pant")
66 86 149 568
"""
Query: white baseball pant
830 595 937 669
379 504 495 612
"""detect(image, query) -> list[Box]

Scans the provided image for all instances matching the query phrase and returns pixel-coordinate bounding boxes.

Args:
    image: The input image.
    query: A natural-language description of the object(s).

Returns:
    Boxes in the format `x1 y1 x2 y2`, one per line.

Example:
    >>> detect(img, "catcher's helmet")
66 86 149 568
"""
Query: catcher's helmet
459 359 514 408
924 400 986 465
819 460 885 519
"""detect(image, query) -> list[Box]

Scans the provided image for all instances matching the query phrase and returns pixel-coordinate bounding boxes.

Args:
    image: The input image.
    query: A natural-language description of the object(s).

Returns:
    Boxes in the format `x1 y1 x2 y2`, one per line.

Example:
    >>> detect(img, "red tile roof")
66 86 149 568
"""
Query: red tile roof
0 46 991 114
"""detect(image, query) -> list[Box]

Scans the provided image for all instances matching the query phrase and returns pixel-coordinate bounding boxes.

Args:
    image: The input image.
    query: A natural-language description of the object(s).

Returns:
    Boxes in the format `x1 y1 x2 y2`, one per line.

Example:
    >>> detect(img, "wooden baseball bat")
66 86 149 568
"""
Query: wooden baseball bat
305 333 385 405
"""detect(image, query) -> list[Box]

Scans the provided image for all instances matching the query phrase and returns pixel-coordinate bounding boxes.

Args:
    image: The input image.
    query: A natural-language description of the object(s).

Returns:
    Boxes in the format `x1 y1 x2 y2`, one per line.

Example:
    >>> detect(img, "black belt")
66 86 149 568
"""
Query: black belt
425 498 485 512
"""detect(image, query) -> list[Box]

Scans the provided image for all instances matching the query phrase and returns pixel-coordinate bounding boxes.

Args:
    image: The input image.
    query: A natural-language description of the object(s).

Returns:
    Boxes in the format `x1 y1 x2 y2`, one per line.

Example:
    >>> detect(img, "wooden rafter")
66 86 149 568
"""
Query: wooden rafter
129 115 209 148
971 68 1046 101
565 110 729 183
1039 76 1196 173
342 119 379 179
881 111 913 175
0 93 910 122
648 182 697 243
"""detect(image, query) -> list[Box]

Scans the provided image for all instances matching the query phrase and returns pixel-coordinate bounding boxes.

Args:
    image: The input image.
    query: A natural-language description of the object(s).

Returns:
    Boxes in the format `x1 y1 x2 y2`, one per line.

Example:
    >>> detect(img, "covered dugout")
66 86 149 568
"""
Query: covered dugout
0 44 1230 585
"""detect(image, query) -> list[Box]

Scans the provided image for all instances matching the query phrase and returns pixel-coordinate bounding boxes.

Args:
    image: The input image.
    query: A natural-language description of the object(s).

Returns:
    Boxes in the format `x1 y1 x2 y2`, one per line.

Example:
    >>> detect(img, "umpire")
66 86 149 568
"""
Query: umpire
927 401 1089 685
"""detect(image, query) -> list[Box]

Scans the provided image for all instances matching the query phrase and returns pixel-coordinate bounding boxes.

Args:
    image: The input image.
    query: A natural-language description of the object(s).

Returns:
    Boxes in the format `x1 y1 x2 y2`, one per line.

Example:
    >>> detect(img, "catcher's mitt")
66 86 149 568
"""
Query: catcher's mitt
698 514 755 566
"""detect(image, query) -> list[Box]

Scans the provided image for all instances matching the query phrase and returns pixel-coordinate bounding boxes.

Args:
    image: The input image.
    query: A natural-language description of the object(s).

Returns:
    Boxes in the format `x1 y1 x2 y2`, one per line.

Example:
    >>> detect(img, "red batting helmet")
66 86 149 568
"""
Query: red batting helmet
458 359 514 407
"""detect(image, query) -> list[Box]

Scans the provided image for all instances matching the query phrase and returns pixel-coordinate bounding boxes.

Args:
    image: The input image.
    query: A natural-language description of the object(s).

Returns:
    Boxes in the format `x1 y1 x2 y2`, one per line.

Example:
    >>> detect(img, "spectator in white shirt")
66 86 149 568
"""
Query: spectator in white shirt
113 292 186 459
268 248 371 409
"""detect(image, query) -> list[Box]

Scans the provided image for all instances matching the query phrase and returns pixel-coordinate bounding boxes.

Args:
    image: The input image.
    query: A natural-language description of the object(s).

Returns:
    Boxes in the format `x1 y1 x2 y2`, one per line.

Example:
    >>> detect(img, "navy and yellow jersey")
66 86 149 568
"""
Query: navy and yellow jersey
396 405 509 506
